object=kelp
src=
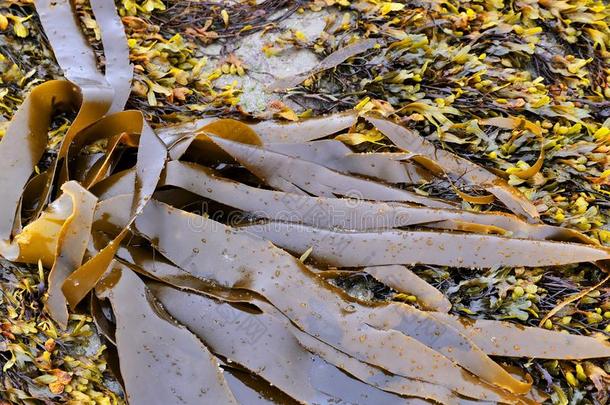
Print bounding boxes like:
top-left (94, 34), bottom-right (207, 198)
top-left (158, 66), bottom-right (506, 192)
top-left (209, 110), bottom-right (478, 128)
top-left (430, 312), bottom-right (610, 360)
top-left (131, 200), bottom-right (533, 398)
top-left (0, 80), bottom-right (84, 254)
top-left (96, 264), bottom-right (238, 404)
top-left (1, 0), bottom-right (610, 403)
top-left (45, 181), bottom-right (97, 329)
top-left (248, 111), bottom-right (358, 143)
top-left (150, 283), bottom-right (426, 404)
top-left (159, 110), bottom-right (358, 145)
top-left (208, 135), bottom-right (454, 208)
top-left (265, 140), bottom-right (434, 184)
top-left (362, 265), bottom-right (452, 312)
top-left (240, 222), bottom-right (610, 267)
top-left (159, 160), bottom-right (594, 243)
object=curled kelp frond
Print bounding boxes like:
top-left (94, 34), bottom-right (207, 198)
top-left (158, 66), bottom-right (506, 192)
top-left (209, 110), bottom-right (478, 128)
top-left (61, 116), bottom-right (167, 308)
top-left (0, 81), bottom-right (84, 252)
top-left (45, 181), bottom-right (97, 329)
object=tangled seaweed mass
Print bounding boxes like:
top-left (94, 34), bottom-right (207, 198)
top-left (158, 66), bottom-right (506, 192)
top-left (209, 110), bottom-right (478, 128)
top-left (1, 0), bottom-right (610, 403)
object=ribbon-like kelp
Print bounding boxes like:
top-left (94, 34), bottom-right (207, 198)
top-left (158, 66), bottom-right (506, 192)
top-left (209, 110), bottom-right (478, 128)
top-left (1, 1), bottom-right (610, 404)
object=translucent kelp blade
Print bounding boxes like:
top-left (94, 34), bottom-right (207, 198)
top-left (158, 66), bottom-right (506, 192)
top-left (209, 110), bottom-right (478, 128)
top-left (46, 181), bottom-right (97, 328)
top-left (239, 222), bottom-right (609, 268)
top-left (159, 161), bottom-right (590, 244)
top-left (89, 0), bottom-right (133, 112)
top-left (363, 265), bottom-right (451, 312)
top-left (366, 116), bottom-right (540, 221)
top-left (270, 39), bottom-right (378, 90)
top-left (208, 136), bottom-right (454, 208)
top-left (14, 193), bottom-right (72, 267)
top-left (266, 140), bottom-right (432, 184)
top-left (249, 111), bottom-right (358, 143)
top-left (95, 264), bottom-right (238, 404)
top-left (132, 200), bottom-right (530, 398)
top-left (62, 115), bottom-right (167, 308)
top-left (0, 81), bottom-right (80, 251)
top-left (429, 312), bottom-right (610, 360)
top-left (150, 283), bottom-right (424, 404)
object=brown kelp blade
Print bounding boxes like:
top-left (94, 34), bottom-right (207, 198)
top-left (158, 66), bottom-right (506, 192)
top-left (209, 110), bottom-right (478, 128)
top-left (37, 0), bottom-right (132, 112)
top-left (266, 140), bottom-right (433, 184)
top-left (208, 135), bottom-right (454, 208)
top-left (430, 312), bottom-right (610, 360)
top-left (96, 264), bottom-right (237, 404)
top-left (45, 181), bottom-right (97, 329)
top-left (249, 111), bottom-right (358, 143)
top-left (366, 116), bottom-right (540, 221)
top-left (239, 222), bottom-right (609, 268)
top-left (363, 265), bottom-right (451, 312)
top-left (35, 0), bottom-right (107, 88)
top-left (89, 0), bottom-right (134, 112)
